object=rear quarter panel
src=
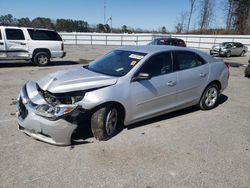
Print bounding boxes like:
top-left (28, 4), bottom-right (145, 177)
top-left (195, 50), bottom-right (229, 92)
top-left (27, 41), bottom-right (63, 58)
top-left (209, 59), bottom-right (229, 92)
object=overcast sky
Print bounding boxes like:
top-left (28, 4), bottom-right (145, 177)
top-left (0, 0), bottom-right (224, 31)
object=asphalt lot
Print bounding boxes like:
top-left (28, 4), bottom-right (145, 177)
top-left (0, 45), bottom-right (249, 188)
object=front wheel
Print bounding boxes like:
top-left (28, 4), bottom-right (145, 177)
top-left (226, 51), bottom-right (231, 58)
top-left (91, 106), bottom-right (122, 141)
top-left (33, 52), bottom-right (50, 66)
top-left (199, 84), bottom-right (219, 110)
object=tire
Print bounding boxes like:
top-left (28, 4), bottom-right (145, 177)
top-left (33, 52), bottom-right (50, 66)
top-left (226, 51), bottom-right (231, 58)
top-left (240, 50), bottom-right (245, 57)
top-left (199, 84), bottom-right (219, 110)
top-left (245, 65), bottom-right (250, 78)
top-left (91, 105), bottom-right (122, 141)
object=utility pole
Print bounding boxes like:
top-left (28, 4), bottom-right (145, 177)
top-left (110, 16), bottom-right (112, 32)
top-left (104, 0), bottom-right (106, 25)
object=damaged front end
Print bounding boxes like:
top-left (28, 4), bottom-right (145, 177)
top-left (16, 81), bottom-right (87, 146)
top-left (36, 87), bottom-right (85, 121)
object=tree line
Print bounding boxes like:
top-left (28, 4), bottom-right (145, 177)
top-left (1, 0), bottom-right (250, 35)
top-left (0, 14), bottom-right (150, 33)
top-left (175, 0), bottom-right (250, 35)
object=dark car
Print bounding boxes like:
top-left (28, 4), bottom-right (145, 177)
top-left (210, 42), bottom-right (248, 57)
top-left (148, 38), bottom-right (186, 47)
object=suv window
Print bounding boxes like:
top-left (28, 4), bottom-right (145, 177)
top-left (28, 29), bottom-right (62, 41)
top-left (173, 51), bottom-right (206, 71)
top-left (139, 52), bottom-right (172, 77)
top-left (0, 30), bottom-right (2, 40)
top-left (6, 29), bottom-right (25, 40)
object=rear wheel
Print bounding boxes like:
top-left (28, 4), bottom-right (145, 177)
top-left (91, 105), bottom-right (122, 140)
top-left (199, 84), bottom-right (219, 110)
top-left (240, 50), bottom-right (245, 57)
top-left (33, 52), bottom-right (50, 66)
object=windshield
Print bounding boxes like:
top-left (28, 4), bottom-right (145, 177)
top-left (148, 39), bottom-right (157, 45)
top-left (87, 50), bottom-right (147, 77)
top-left (221, 42), bottom-right (232, 47)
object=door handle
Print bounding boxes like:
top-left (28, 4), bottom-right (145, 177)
top-left (20, 42), bottom-right (26, 45)
top-left (167, 81), bottom-right (176, 86)
top-left (200, 72), bottom-right (207, 78)
top-left (0, 42), bottom-right (3, 45)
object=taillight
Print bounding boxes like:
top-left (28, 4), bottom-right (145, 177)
top-left (61, 42), bottom-right (64, 51)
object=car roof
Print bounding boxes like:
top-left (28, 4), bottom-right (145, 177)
top-left (117, 45), bottom-right (216, 63)
top-left (0, 25), bottom-right (54, 31)
top-left (155, 37), bottom-right (183, 41)
top-left (117, 45), bottom-right (191, 54)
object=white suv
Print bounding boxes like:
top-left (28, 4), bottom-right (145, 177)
top-left (0, 26), bottom-right (66, 66)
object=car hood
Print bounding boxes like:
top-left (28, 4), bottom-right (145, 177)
top-left (212, 44), bottom-right (220, 49)
top-left (37, 67), bottom-right (118, 93)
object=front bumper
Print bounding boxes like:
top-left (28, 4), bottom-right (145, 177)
top-left (16, 84), bottom-right (77, 146)
top-left (210, 49), bottom-right (227, 56)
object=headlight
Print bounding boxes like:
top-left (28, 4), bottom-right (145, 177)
top-left (35, 104), bottom-right (77, 120)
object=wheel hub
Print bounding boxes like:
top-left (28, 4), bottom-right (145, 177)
top-left (38, 55), bottom-right (48, 64)
top-left (205, 87), bottom-right (218, 107)
top-left (105, 109), bottom-right (118, 136)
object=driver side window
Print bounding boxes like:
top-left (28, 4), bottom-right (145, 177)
top-left (138, 52), bottom-right (173, 77)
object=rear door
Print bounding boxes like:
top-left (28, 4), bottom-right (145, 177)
top-left (0, 28), bottom-right (7, 58)
top-left (235, 43), bottom-right (244, 55)
top-left (5, 28), bottom-right (29, 59)
top-left (173, 51), bottom-right (209, 106)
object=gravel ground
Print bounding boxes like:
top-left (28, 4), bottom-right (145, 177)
top-left (0, 45), bottom-right (249, 188)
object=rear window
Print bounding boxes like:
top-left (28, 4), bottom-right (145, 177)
top-left (0, 30), bottom-right (2, 40)
top-left (28, 29), bottom-right (62, 41)
top-left (6, 29), bottom-right (25, 40)
top-left (173, 51), bottom-right (206, 71)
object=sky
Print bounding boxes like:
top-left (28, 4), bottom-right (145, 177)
top-left (0, 0), bottom-right (223, 31)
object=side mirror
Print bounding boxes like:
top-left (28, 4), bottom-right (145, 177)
top-left (132, 73), bottom-right (151, 82)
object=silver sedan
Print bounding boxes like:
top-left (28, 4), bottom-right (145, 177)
top-left (210, 42), bottom-right (248, 57)
top-left (16, 46), bottom-right (229, 145)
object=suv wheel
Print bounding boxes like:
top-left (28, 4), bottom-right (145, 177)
top-left (91, 105), bottom-right (122, 141)
top-left (33, 52), bottom-right (50, 66)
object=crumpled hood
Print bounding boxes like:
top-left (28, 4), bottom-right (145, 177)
top-left (212, 44), bottom-right (220, 49)
top-left (37, 67), bottom-right (118, 93)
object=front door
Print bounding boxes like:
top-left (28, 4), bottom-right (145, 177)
top-left (4, 28), bottom-right (29, 59)
top-left (129, 52), bottom-right (177, 122)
